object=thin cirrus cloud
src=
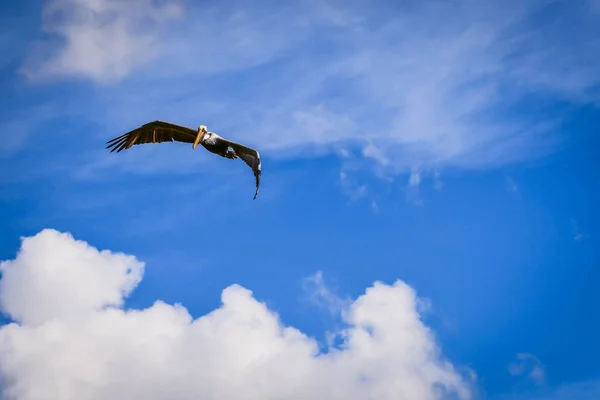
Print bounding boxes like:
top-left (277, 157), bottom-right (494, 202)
top-left (508, 353), bottom-right (546, 386)
top-left (16, 0), bottom-right (600, 181)
top-left (0, 229), bottom-right (473, 400)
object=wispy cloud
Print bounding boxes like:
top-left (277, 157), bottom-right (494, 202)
top-left (409, 169), bottom-right (422, 187)
top-left (508, 353), bottom-right (546, 386)
top-left (21, 0), bottom-right (184, 83)
top-left (433, 170), bottom-right (444, 191)
top-left (15, 0), bottom-right (600, 186)
top-left (302, 270), bottom-right (350, 316)
top-left (570, 218), bottom-right (586, 241)
top-left (338, 171), bottom-right (367, 202)
top-left (505, 176), bottom-right (519, 194)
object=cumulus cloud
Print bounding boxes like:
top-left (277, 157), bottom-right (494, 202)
top-left (0, 229), bottom-right (472, 400)
top-left (0, 230), bottom-right (143, 327)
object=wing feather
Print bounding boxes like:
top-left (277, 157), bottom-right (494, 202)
top-left (105, 120), bottom-right (198, 153)
top-left (222, 139), bottom-right (262, 200)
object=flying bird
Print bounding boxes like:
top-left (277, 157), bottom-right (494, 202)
top-left (105, 120), bottom-right (262, 199)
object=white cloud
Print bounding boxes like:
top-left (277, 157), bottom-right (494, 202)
top-left (338, 171), bottom-right (367, 201)
top-left (21, 0), bottom-right (184, 83)
top-left (18, 0), bottom-right (600, 186)
top-left (0, 230), bottom-right (143, 326)
top-left (433, 170), bottom-right (444, 191)
top-left (362, 143), bottom-right (390, 166)
top-left (302, 271), bottom-right (350, 316)
top-left (409, 169), bottom-right (422, 187)
top-left (371, 200), bottom-right (379, 213)
top-left (0, 229), bottom-right (472, 400)
top-left (508, 353), bottom-right (546, 386)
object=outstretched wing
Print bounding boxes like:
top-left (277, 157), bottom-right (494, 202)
top-left (106, 120), bottom-right (198, 153)
top-left (223, 139), bottom-right (262, 200)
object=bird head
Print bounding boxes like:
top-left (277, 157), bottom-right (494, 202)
top-left (193, 125), bottom-right (209, 149)
top-left (199, 125), bottom-right (208, 137)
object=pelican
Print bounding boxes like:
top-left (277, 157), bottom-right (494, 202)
top-left (105, 120), bottom-right (261, 199)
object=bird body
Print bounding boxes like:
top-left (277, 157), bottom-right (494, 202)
top-left (105, 120), bottom-right (262, 199)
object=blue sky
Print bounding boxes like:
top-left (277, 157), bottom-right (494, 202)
top-left (0, 0), bottom-right (599, 399)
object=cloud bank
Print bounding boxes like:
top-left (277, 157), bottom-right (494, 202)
top-left (17, 0), bottom-right (600, 182)
top-left (0, 229), bottom-right (471, 400)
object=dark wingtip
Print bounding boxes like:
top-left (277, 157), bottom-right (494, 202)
top-left (106, 137), bottom-right (127, 153)
top-left (106, 133), bottom-right (127, 145)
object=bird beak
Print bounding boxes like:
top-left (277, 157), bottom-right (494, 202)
top-left (193, 128), bottom-right (205, 150)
